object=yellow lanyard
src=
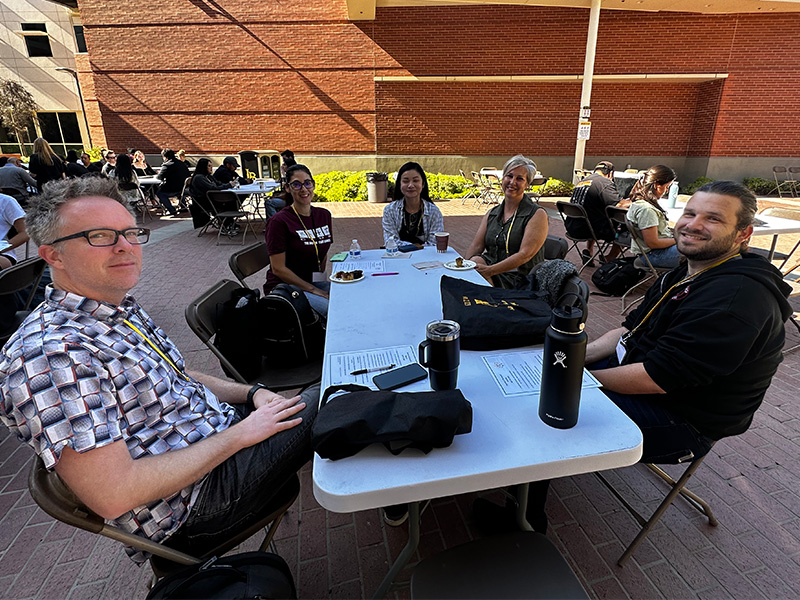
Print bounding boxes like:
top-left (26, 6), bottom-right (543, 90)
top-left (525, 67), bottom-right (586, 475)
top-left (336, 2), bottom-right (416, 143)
top-left (291, 205), bottom-right (321, 270)
top-left (627, 254), bottom-right (738, 338)
top-left (503, 207), bottom-right (518, 255)
top-left (123, 319), bottom-right (190, 381)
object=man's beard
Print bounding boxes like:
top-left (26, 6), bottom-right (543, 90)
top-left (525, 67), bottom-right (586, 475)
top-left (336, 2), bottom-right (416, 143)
top-left (675, 226), bottom-right (742, 261)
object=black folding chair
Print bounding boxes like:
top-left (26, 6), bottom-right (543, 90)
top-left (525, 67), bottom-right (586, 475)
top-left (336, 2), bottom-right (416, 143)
top-left (184, 279), bottom-right (321, 391)
top-left (555, 201), bottom-right (612, 274)
top-left (0, 257), bottom-right (47, 346)
top-left (229, 242), bottom-right (270, 288)
top-left (205, 190), bottom-right (254, 246)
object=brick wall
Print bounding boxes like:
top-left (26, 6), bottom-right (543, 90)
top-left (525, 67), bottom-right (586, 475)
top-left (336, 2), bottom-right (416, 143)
top-left (76, 1), bottom-right (800, 160)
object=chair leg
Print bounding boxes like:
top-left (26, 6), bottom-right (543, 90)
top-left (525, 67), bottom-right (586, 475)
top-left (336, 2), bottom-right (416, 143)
top-left (783, 314), bottom-right (800, 354)
top-left (598, 456), bottom-right (716, 567)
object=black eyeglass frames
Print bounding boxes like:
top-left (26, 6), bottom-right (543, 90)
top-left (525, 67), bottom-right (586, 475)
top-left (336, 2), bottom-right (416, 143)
top-left (49, 227), bottom-right (151, 247)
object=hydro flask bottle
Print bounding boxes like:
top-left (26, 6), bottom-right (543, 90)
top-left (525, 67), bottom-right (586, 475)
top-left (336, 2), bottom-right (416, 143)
top-left (538, 294), bottom-right (588, 429)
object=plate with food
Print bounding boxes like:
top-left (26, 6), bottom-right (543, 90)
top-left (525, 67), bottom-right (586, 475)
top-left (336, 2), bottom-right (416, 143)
top-left (330, 269), bottom-right (365, 283)
top-left (444, 258), bottom-right (476, 271)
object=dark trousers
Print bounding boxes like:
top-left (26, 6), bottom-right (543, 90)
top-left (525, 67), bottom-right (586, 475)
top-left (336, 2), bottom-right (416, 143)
top-left (156, 190), bottom-right (178, 215)
top-left (164, 385), bottom-right (319, 556)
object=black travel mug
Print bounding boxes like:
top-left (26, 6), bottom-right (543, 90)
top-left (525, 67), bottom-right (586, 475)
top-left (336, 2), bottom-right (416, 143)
top-left (538, 294), bottom-right (588, 429)
top-left (418, 320), bottom-right (460, 391)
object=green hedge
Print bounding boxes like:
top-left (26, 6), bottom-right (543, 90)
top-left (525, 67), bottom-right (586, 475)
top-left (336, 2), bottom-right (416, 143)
top-left (742, 177), bottom-right (774, 196)
top-left (313, 170), bottom-right (574, 201)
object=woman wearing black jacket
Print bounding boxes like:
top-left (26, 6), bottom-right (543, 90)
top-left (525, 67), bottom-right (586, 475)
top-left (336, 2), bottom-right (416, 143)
top-left (188, 158), bottom-right (236, 230)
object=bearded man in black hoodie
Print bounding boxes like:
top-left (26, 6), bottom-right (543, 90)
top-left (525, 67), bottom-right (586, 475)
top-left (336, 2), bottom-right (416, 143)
top-left (586, 180), bottom-right (793, 463)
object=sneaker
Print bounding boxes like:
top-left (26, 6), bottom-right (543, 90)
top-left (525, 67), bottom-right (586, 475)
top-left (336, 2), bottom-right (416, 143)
top-left (382, 504), bottom-right (409, 527)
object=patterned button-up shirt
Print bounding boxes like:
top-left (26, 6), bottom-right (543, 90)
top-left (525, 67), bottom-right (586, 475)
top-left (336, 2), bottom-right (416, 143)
top-left (0, 287), bottom-right (236, 563)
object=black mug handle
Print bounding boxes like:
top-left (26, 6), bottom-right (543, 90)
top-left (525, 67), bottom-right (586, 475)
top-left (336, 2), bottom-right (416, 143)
top-left (419, 339), bottom-right (431, 367)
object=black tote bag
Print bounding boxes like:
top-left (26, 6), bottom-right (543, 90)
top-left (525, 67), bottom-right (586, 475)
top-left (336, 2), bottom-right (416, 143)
top-left (440, 275), bottom-right (552, 350)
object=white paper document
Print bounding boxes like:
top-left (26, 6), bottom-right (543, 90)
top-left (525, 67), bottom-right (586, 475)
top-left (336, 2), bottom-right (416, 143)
top-left (328, 345), bottom-right (418, 388)
top-left (482, 350), bottom-right (602, 397)
top-left (336, 260), bottom-right (386, 273)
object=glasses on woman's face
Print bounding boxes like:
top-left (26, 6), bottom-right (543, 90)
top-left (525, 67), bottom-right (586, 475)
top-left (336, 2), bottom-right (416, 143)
top-left (288, 179), bottom-right (315, 191)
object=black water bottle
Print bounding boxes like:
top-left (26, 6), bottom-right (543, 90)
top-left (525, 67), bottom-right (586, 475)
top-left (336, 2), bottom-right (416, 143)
top-left (538, 294), bottom-right (588, 429)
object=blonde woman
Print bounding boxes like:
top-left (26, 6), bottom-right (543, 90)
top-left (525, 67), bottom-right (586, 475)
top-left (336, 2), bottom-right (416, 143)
top-left (28, 137), bottom-right (65, 192)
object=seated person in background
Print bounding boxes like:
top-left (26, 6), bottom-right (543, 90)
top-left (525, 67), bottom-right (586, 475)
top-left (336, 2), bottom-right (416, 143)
top-left (132, 150), bottom-right (155, 176)
top-left (64, 150), bottom-right (89, 178)
top-left (189, 158), bottom-right (238, 233)
top-left (565, 160), bottom-right (623, 264)
top-left (264, 164), bottom-right (332, 318)
top-left (213, 156), bottom-right (251, 186)
top-left (155, 149), bottom-right (189, 216)
top-left (627, 165), bottom-right (681, 268)
top-left (100, 150), bottom-right (117, 177)
top-left (107, 153), bottom-right (140, 206)
top-left (80, 152), bottom-right (92, 170)
top-left (382, 161), bottom-right (444, 248)
top-left (0, 177), bottom-right (317, 562)
top-left (0, 156), bottom-right (37, 204)
top-left (464, 155), bottom-right (548, 289)
top-left (280, 149), bottom-right (295, 179)
top-left (0, 192), bottom-right (28, 270)
top-left (87, 149), bottom-right (106, 174)
top-left (28, 137), bottom-right (65, 191)
top-left (477, 181), bottom-right (793, 534)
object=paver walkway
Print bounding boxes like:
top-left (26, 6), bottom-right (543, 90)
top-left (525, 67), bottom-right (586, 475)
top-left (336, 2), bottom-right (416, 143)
top-left (1, 197), bottom-right (799, 599)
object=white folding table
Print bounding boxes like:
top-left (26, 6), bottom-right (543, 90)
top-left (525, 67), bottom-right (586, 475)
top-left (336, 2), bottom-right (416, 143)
top-left (312, 247), bottom-right (643, 597)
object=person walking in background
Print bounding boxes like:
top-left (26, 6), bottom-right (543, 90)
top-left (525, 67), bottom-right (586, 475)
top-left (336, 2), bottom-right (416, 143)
top-left (28, 137), bottom-right (65, 192)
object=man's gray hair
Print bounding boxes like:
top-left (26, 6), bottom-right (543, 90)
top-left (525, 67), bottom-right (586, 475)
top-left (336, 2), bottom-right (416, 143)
top-left (502, 155), bottom-right (538, 186)
top-left (26, 177), bottom-right (132, 246)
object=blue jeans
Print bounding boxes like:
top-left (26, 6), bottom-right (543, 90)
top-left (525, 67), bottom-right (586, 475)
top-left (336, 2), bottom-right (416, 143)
top-left (163, 384), bottom-right (319, 556)
top-left (643, 245), bottom-right (681, 269)
top-left (588, 359), bottom-right (715, 463)
top-left (265, 198), bottom-right (286, 219)
top-left (292, 281), bottom-right (330, 319)
top-left (156, 190), bottom-right (178, 215)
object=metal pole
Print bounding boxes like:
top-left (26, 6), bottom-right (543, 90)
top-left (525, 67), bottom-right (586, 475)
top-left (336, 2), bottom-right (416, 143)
top-left (56, 67), bottom-right (93, 148)
top-left (572, 0), bottom-right (602, 183)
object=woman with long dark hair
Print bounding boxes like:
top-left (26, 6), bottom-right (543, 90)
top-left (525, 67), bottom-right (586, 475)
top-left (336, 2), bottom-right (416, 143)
top-left (264, 164), bottom-right (333, 317)
top-left (626, 165), bottom-right (681, 268)
top-left (189, 158), bottom-right (237, 231)
top-left (28, 137), bottom-right (65, 192)
top-left (382, 162), bottom-right (443, 248)
top-left (108, 153), bottom-right (140, 206)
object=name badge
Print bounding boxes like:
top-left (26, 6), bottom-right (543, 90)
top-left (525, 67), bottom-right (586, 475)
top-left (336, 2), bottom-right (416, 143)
top-left (312, 271), bottom-right (326, 283)
top-left (616, 335), bottom-right (627, 364)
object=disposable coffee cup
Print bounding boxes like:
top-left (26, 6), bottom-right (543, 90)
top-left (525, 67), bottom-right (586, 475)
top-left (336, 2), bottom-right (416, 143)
top-left (435, 232), bottom-right (449, 253)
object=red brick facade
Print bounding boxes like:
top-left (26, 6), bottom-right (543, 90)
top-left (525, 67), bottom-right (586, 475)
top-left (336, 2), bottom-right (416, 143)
top-left (75, 1), bottom-right (800, 165)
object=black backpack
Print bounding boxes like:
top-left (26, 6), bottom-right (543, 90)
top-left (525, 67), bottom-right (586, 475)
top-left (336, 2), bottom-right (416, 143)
top-left (215, 287), bottom-right (264, 381)
top-left (146, 552), bottom-right (296, 599)
top-left (261, 284), bottom-right (324, 365)
top-left (591, 257), bottom-right (646, 296)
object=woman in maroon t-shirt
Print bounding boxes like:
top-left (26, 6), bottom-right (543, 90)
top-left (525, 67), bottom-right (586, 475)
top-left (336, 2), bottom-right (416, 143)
top-left (264, 164), bottom-right (333, 317)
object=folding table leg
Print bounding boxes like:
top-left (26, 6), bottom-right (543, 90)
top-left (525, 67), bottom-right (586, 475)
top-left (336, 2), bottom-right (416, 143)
top-left (373, 501), bottom-right (421, 599)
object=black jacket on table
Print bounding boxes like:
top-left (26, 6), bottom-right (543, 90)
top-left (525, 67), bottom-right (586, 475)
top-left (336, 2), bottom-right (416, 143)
top-left (566, 173), bottom-right (621, 241)
top-left (617, 253), bottom-right (792, 440)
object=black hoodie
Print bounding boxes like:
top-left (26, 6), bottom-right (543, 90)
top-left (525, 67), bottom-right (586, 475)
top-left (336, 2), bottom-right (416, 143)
top-left (619, 252), bottom-right (792, 440)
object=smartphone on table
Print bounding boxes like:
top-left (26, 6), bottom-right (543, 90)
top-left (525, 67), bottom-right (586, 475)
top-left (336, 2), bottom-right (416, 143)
top-left (373, 363), bottom-right (427, 390)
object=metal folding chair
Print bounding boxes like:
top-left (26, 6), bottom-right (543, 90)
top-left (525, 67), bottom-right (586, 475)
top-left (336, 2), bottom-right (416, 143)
top-left (184, 279), bottom-right (322, 391)
top-left (555, 201), bottom-right (612, 275)
top-left (459, 169), bottom-right (480, 205)
top-left (771, 166), bottom-right (795, 198)
top-left (229, 241), bottom-right (270, 287)
top-left (28, 454), bottom-right (299, 580)
top-left (597, 448), bottom-right (717, 566)
top-left (0, 257), bottom-right (47, 346)
top-left (206, 190), bottom-right (254, 246)
top-left (411, 531), bottom-right (588, 599)
top-left (619, 216), bottom-right (673, 314)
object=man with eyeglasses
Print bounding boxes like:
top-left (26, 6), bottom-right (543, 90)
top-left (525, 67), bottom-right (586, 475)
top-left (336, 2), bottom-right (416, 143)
top-left (0, 177), bottom-right (317, 563)
top-left (100, 150), bottom-right (118, 177)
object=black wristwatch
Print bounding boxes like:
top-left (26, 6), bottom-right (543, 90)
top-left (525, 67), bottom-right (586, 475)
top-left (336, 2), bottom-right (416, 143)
top-left (246, 383), bottom-right (268, 411)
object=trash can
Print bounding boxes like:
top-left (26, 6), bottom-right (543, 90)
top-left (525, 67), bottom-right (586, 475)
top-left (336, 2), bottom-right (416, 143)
top-left (366, 172), bottom-right (389, 203)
